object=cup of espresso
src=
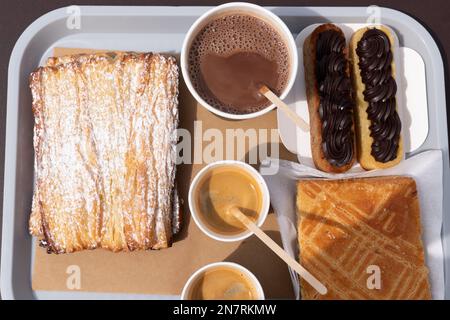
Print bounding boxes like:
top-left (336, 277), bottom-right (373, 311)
top-left (181, 2), bottom-right (298, 119)
top-left (188, 160), bottom-right (270, 242)
top-left (181, 262), bottom-right (265, 300)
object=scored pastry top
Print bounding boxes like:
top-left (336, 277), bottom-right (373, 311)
top-left (297, 176), bottom-right (431, 300)
top-left (356, 28), bottom-right (402, 163)
top-left (316, 30), bottom-right (355, 167)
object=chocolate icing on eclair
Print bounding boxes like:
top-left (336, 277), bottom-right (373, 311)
top-left (356, 28), bottom-right (401, 163)
top-left (316, 30), bottom-right (354, 167)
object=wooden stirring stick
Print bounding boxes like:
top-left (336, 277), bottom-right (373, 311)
top-left (228, 206), bottom-right (327, 295)
top-left (259, 85), bottom-right (310, 132)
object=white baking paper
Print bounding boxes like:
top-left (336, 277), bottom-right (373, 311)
top-left (260, 150), bottom-right (444, 299)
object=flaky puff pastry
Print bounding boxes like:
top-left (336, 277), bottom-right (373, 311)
top-left (297, 176), bottom-right (431, 300)
top-left (29, 52), bottom-right (180, 253)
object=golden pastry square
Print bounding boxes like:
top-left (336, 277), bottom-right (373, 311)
top-left (296, 176), bottom-right (431, 300)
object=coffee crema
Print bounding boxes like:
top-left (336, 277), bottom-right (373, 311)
top-left (188, 13), bottom-right (290, 114)
top-left (195, 165), bottom-right (262, 235)
top-left (188, 267), bottom-right (258, 300)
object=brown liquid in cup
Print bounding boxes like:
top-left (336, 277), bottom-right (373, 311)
top-left (195, 165), bottom-right (262, 235)
top-left (188, 267), bottom-right (258, 300)
top-left (188, 13), bottom-right (290, 114)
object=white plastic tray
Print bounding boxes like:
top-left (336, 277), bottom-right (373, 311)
top-left (2, 6), bottom-right (449, 300)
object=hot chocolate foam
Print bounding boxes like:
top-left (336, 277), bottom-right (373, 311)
top-left (188, 13), bottom-right (290, 114)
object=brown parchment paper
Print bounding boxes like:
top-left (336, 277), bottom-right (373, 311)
top-left (31, 48), bottom-right (298, 299)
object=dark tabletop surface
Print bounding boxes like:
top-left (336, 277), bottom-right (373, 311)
top-left (0, 0), bottom-right (449, 279)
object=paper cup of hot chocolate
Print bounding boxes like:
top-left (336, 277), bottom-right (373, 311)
top-left (188, 160), bottom-right (270, 242)
top-left (181, 262), bottom-right (265, 300)
top-left (181, 2), bottom-right (298, 120)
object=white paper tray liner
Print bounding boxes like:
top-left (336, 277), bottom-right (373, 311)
top-left (278, 23), bottom-right (429, 165)
top-left (260, 150), bottom-right (444, 299)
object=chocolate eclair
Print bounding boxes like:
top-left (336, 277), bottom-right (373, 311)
top-left (349, 26), bottom-right (403, 170)
top-left (304, 24), bottom-right (356, 173)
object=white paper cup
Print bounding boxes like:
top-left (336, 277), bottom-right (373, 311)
top-left (180, 2), bottom-right (298, 120)
top-left (181, 262), bottom-right (265, 300)
top-left (188, 160), bottom-right (270, 242)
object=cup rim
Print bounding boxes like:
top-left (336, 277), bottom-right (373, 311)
top-left (181, 261), bottom-right (265, 300)
top-left (188, 160), bottom-right (270, 242)
top-left (180, 2), bottom-right (298, 120)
